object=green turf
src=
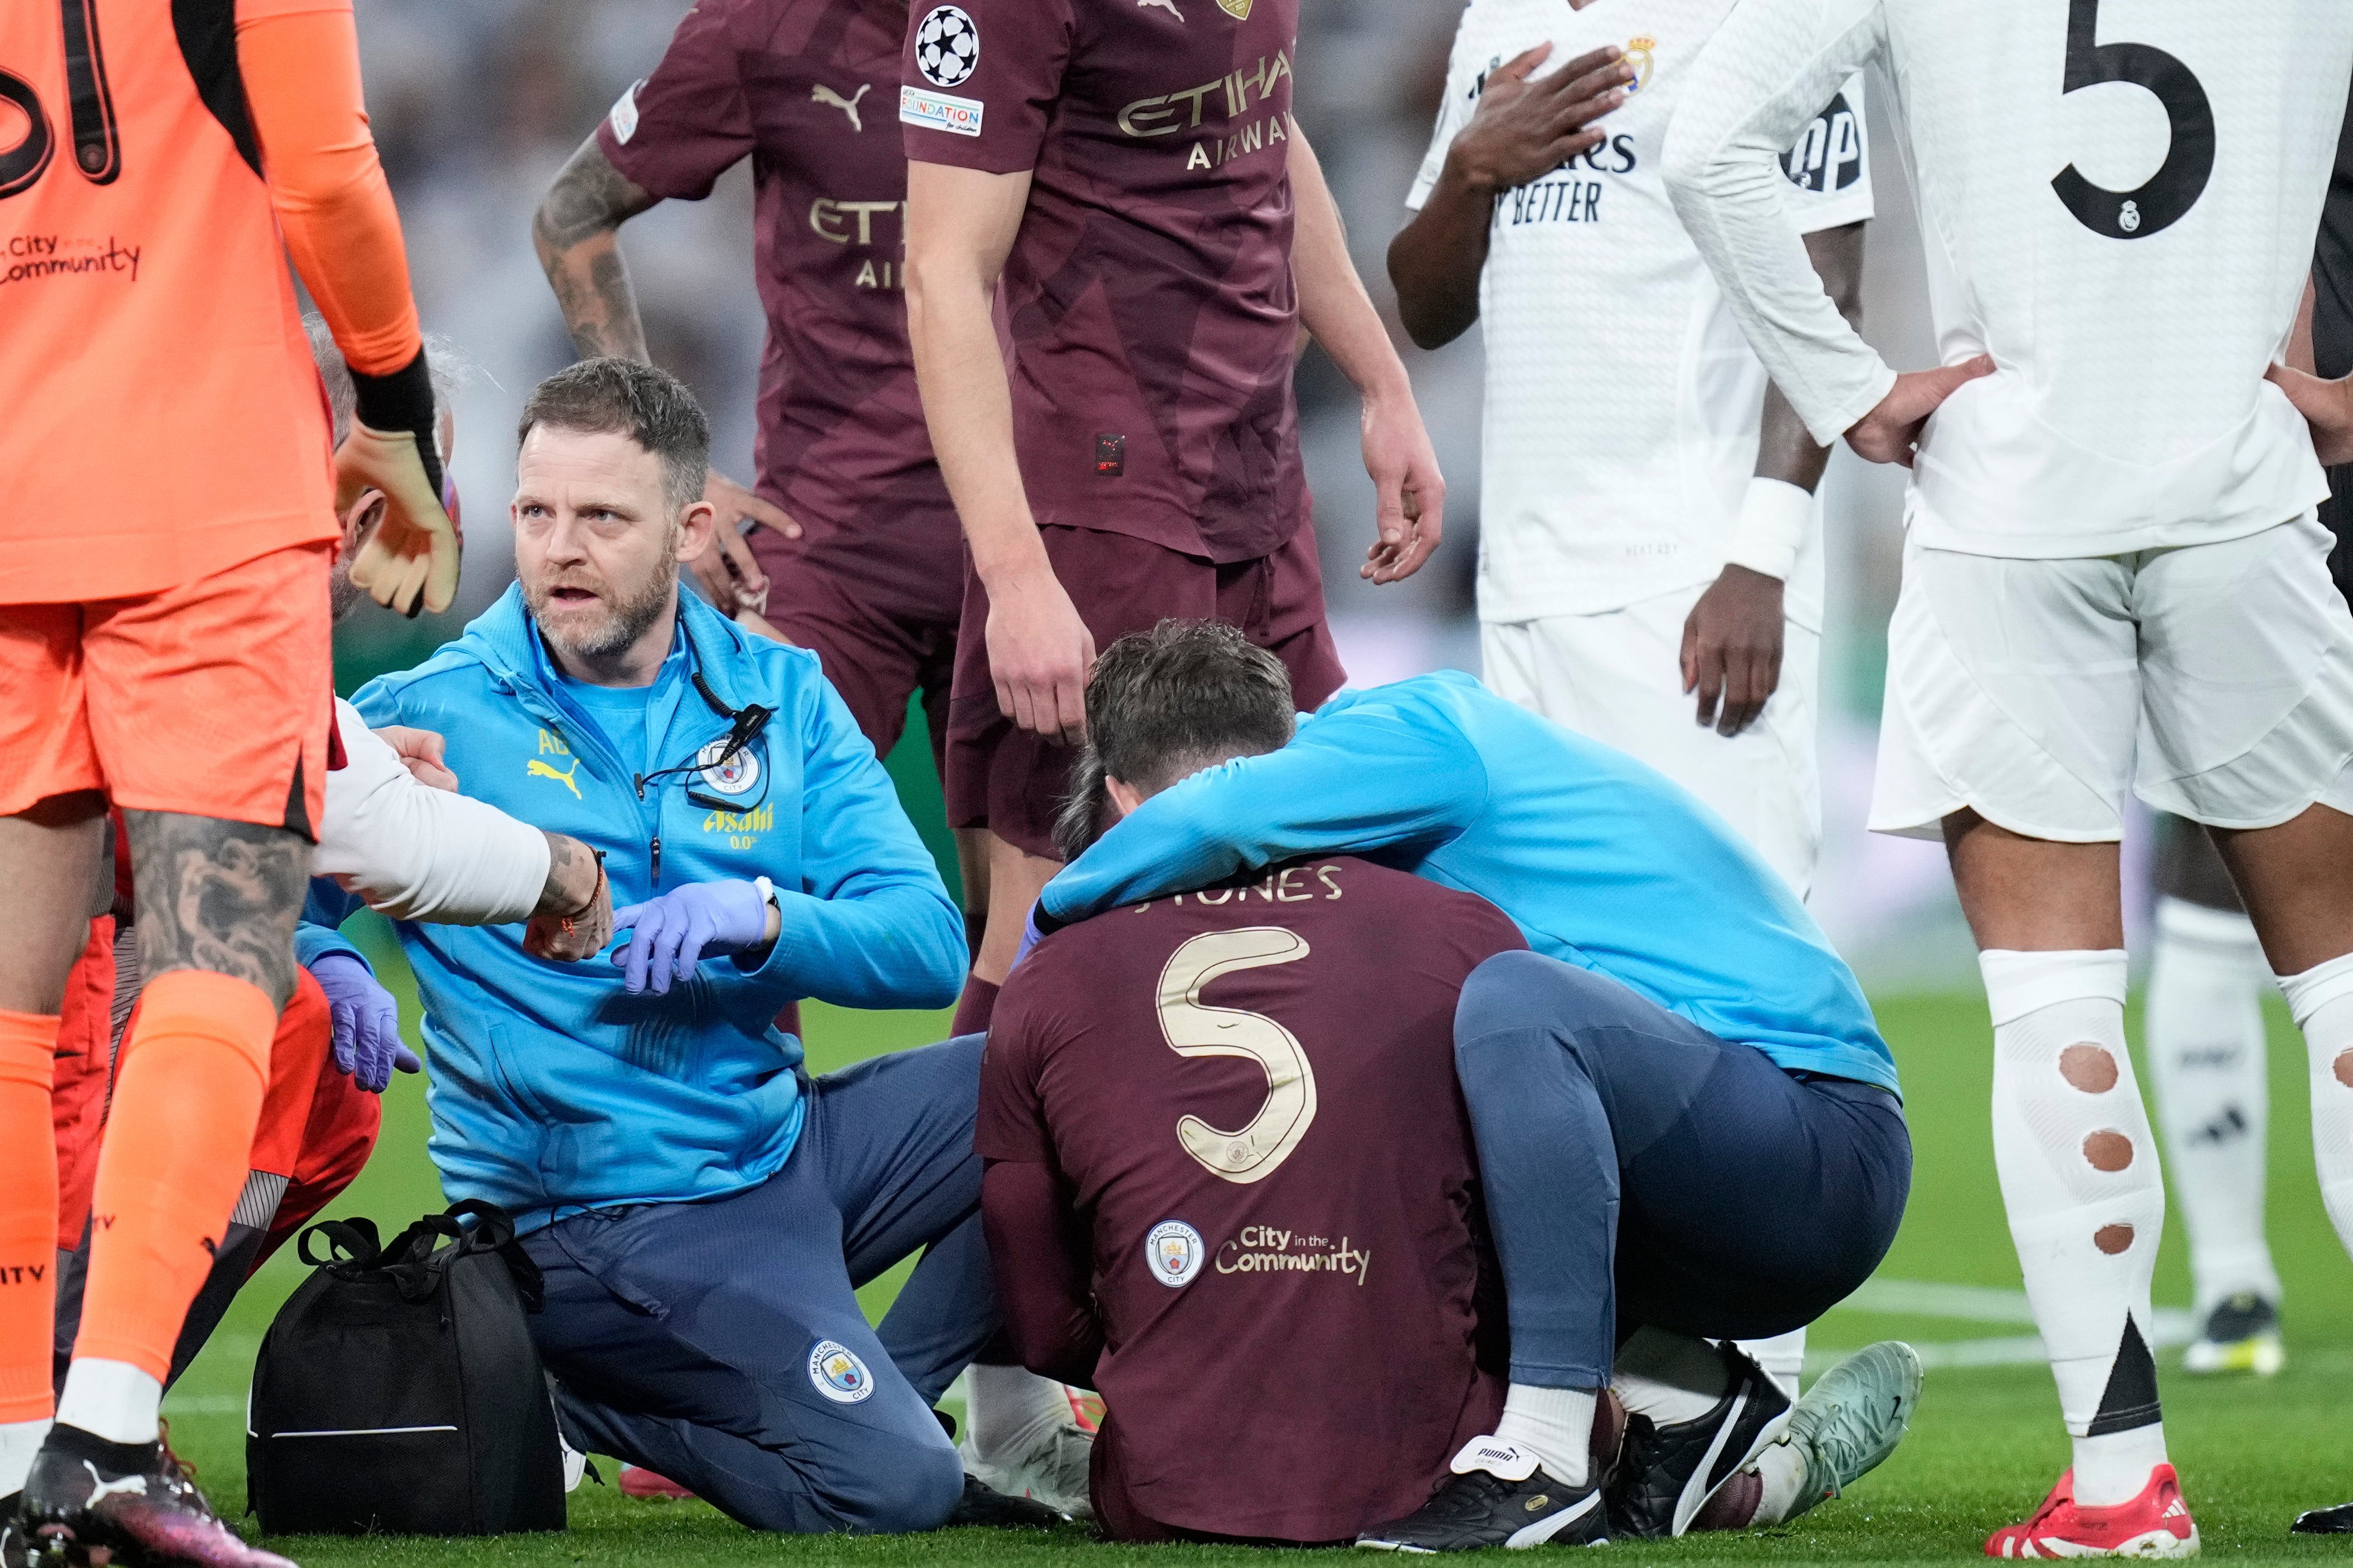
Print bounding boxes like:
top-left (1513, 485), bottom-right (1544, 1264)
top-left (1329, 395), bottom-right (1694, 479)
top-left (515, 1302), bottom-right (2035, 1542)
top-left (154, 946), bottom-right (2353, 1564)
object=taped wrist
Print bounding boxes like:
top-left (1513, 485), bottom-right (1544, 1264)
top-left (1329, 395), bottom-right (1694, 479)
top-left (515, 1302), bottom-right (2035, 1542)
top-left (349, 346), bottom-right (444, 499)
top-left (1723, 476), bottom-right (1814, 582)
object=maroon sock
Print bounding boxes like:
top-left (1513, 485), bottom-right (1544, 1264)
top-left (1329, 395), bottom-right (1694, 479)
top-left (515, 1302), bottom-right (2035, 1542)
top-left (951, 976), bottom-right (1000, 1037)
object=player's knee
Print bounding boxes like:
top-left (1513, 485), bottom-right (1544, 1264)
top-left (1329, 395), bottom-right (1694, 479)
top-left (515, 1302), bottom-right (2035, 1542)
top-left (820, 1430), bottom-right (964, 1534)
top-left (1456, 949), bottom-right (1639, 1048)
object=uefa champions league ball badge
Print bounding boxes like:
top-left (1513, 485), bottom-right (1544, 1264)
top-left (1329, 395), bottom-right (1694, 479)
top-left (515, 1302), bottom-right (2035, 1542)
top-left (808, 1340), bottom-right (875, 1404)
top-left (1146, 1220), bottom-right (1204, 1287)
top-left (915, 6), bottom-right (980, 88)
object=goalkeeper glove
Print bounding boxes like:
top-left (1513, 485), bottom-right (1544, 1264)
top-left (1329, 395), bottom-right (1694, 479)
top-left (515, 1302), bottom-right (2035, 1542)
top-left (339, 346), bottom-right (461, 617)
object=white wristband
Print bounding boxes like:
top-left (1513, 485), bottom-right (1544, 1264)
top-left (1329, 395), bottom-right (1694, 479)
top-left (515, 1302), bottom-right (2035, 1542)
top-left (1722, 477), bottom-right (1814, 583)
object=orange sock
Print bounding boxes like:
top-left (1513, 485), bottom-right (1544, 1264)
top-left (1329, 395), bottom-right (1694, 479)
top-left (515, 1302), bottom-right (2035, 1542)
top-left (72, 971), bottom-right (274, 1382)
top-left (0, 1010), bottom-right (60, 1424)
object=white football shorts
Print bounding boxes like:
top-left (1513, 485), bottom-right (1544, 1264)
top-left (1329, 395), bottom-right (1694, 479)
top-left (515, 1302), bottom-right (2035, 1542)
top-left (1873, 513), bottom-right (2353, 842)
top-left (1483, 584), bottom-right (1822, 898)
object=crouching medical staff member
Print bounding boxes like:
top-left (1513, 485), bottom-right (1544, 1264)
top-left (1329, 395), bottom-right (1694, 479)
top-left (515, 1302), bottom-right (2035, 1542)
top-left (340, 358), bottom-right (1058, 1535)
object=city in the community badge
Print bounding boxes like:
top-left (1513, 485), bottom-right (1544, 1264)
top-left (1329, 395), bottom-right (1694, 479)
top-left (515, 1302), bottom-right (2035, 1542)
top-left (915, 6), bottom-right (980, 87)
top-left (696, 739), bottom-right (761, 797)
top-left (1624, 34), bottom-right (1657, 92)
top-left (808, 1340), bottom-right (874, 1403)
top-left (1146, 1220), bottom-right (1204, 1288)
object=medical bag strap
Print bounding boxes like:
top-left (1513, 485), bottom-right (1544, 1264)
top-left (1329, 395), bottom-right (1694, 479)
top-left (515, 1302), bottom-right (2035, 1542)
top-left (440, 1199), bottom-right (545, 1312)
top-left (295, 1216), bottom-right (383, 1273)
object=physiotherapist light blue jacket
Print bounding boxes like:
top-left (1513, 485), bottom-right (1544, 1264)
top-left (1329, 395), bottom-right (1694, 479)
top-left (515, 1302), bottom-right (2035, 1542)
top-left (313, 584), bottom-right (965, 1232)
top-left (1037, 670), bottom-right (1898, 1096)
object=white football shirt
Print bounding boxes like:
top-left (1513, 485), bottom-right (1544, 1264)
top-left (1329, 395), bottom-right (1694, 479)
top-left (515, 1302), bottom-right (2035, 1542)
top-left (1410, 0), bottom-right (1873, 626)
top-left (1665, 0), bottom-right (2352, 560)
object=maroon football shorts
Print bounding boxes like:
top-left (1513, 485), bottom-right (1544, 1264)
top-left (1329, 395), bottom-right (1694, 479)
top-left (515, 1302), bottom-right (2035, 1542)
top-left (946, 520), bottom-right (1346, 861)
top-left (746, 522), bottom-right (961, 773)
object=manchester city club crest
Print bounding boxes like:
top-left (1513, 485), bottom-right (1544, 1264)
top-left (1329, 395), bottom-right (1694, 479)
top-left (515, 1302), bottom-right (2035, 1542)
top-left (808, 1339), bottom-right (874, 1404)
top-left (696, 739), bottom-right (761, 798)
top-left (1146, 1220), bottom-right (1204, 1288)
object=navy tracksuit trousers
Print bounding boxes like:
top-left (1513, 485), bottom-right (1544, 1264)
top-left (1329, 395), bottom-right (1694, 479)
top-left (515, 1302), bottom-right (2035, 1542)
top-left (519, 1035), bottom-right (997, 1533)
top-left (1454, 952), bottom-right (1912, 1390)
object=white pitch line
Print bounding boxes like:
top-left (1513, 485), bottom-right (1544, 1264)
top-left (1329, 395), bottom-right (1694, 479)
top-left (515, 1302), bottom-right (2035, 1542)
top-left (160, 1393), bottom-right (245, 1415)
top-left (1808, 1279), bottom-right (2197, 1371)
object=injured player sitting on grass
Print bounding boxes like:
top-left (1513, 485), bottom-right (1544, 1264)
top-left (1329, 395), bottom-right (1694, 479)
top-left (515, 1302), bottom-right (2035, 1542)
top-left (990, 622), bottom-right (1922, 1547)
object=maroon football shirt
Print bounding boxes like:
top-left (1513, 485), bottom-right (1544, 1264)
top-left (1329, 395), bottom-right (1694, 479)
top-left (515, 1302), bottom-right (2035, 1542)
top-left (897, 0), bottom-right (1308, 564)
top-left (597, 0), bottom-right (960, 612)
top-left (981, 857), bottom-right (1524, 1542)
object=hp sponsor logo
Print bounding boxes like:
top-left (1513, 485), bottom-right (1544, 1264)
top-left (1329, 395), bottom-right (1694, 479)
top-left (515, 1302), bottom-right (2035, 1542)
top-left (1780, 92), bottom-right (1863, 196)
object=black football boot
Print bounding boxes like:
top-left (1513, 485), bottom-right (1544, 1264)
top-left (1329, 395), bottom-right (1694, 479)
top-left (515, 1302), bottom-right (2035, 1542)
top-left (1606, 1341), bottom-right (1792, 1539)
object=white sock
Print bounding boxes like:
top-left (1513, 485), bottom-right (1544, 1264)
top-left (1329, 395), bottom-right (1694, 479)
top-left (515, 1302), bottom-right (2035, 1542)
top-left (2145, 898), bottom-right (2279, 1312)
top-left (1490, 1385), bottom-right (1596, 1488)
top-left (1611, 1327), bottom-right (1731, 1428)
top-left (964, 1363), bottom-right (1074, 1468)
top-left (2073, 1422), bottom-right (2170, 1508)
top-left (1, 1418), bottom-right (52, 1497)
top-left (54, 1359), bottom-right (163, 1447)
top-left (1981, 950), bottom-right (2169, 1507)
top-left (1748, 1439), bottom-right (1809, 1527)
top-left (1737, 1329), bottom-right (1805, 1402)
top-left (2277, 951), bottom-right (2353, 1258)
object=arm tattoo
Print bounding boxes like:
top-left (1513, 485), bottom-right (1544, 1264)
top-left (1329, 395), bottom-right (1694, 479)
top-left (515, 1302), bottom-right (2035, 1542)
top-left (535, 140), bottom-right (654, 248)
top-left (534, 138), bottom-right (657, 363)
top-left (534, 831), bottom-right (597, 916)
top-left (123, 811), bottom-right (311, 1010)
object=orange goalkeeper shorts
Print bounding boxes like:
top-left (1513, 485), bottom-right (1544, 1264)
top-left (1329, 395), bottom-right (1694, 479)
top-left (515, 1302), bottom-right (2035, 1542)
top-left (0, 543), bottom-right (333, 835)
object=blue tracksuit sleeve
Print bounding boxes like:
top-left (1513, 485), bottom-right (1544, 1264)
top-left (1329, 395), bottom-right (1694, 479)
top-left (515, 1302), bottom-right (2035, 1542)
top-left (1041, 696), bottom-right (1491, 925)
top-left (738, 680), bottom-right (965, 1010)
top-left (295, 908), bottom-right (367, 973)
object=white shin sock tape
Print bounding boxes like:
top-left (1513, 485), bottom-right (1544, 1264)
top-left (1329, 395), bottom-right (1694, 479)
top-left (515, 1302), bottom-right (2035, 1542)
top-left (1981, 951), bottom-right (2166, 1457)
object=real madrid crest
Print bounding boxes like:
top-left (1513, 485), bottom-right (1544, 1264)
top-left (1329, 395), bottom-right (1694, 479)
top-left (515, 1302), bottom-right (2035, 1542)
top-left (696, 739), bottom-right (762, 799)
top-left (1624, 34), bottom-right (1656, 93)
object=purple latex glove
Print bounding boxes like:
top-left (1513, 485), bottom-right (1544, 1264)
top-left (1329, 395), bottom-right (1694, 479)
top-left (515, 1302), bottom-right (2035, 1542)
top-left (1010, 904), bottom-right (1045, 973)
top-left (309, 952), bottom-right (420, 1095)
top-left (609, 878), bottom-right (776, 995)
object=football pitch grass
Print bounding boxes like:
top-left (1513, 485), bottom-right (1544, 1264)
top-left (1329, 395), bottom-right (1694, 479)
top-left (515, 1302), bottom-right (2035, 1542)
top-left (157, 923), bottom-right (2353, 1565)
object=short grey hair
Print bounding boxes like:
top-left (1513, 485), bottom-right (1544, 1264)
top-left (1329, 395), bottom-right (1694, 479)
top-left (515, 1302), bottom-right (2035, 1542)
top-left (304, 316), bottom-right (472, 450)
top-left (1051, 620), bottom-right (1296, 859)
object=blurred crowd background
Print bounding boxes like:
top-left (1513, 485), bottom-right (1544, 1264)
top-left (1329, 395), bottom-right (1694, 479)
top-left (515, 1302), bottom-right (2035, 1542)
top-left (340, 0), bottom-right (2152, 990)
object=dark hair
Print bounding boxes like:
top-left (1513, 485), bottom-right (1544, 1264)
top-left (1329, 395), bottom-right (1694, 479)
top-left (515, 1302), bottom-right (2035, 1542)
top-left (1052, 620), bottom-right (1295, 859)
top-left (517, 358), bottom-right (710, 514)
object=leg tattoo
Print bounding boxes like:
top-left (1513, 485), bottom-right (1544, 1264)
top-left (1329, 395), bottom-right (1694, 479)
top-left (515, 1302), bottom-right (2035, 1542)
top-left (123, 811), bottom-right (311, 1010)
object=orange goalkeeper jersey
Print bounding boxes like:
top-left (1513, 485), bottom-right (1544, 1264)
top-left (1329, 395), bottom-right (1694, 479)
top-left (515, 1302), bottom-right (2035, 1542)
top-left (0, 0), bottom-right (419, 604)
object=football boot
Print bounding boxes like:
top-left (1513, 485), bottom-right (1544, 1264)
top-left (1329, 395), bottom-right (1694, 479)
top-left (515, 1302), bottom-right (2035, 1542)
top-left (21, 1426), bottom-right (296, 1568)
top-left (2180, 1294), bottom-right (2282, 1377)
top-left (1607, 1341), bottom-right (1791, 1538)
top-left (1984, 1466), bottom-right (2199, 1559)
top-left (1357, 1439), bottom-right (1607, 1552)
